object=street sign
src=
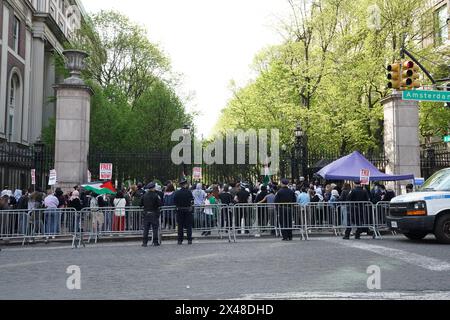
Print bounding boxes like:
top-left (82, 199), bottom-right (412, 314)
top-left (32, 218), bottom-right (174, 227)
top-left (402, 90), bottom-right (450, 103)
top-left (360, 169), bottom-right (370, 185)
top-left (99, 163), bottom-right (113, 180)
top-left (31, 169), bottom-right (36, 186)
top-left (444, 136), bottom-right (450, 143)
top-left (48, 169), bottom-right (57, 186)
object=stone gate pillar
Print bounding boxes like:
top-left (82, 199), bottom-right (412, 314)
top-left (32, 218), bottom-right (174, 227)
top-left (54, 50), bottom-right (92, 192)
top-left (381, 92), bottom-right (420, 194)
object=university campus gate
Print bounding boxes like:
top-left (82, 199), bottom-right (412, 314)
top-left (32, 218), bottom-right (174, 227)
top-left (1, 142), bottom-right (449, 190)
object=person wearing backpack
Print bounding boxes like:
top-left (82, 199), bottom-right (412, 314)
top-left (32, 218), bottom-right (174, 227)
top-left (130, 183), bottom-right (145, 231)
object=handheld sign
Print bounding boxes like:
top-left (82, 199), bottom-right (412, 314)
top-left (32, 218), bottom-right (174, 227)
top-left (193, 167), bottom-right (202, 180)
top-left (48, 169), bottom-right (57, 186)
top-left (99, 163), bottom-right (113, 180)
top-left (360, 169), bottom-right (370, 185)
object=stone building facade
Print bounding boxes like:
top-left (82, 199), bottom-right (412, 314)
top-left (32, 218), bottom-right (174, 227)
top-left (0, 0), bottom-right (85, 189)
top-left (0, 0), bottom-right (85, 146)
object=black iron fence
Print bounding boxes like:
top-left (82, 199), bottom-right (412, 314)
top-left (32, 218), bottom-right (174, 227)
top-left (1, 142), bottom-right (449, 191)
top-left (421, 143), bottom-right (450, 179)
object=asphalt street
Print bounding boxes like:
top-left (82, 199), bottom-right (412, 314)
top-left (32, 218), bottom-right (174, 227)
top-left (0, 235), bottom-right (449, 300)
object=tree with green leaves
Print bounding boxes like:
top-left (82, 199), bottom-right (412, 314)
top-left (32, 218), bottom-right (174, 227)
top-left (216, 0), bottom-right (447, 155)
top-left (43, 11), bottom-right (193, 153)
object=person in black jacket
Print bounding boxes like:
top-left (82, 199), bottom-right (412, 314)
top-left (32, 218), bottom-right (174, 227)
top-left (275, 179), bottom-right (297, 241)
top-left (173, 179), bottom-right (194, 245)
top-left (255, 185), bottom-right (269, 231)
top-left (141, 182), bottom-right (162, 247)
top-left (344, 181), bottom-right (370, 240)
top-left (219, 185), bottom-right (234, 230)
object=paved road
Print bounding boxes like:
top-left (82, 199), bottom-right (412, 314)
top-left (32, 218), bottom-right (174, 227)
top-left (1, 235), bottom-right (449, 300)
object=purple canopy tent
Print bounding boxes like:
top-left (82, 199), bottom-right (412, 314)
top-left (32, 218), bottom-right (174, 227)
top-left (317, 151), bottom-right (414, 182)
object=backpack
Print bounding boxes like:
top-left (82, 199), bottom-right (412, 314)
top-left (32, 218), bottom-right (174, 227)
top-left (132, 189), bottom-right (145, 207)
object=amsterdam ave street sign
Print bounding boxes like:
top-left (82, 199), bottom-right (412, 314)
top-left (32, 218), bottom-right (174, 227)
top-left (402, 90), bottom-right (450, 102)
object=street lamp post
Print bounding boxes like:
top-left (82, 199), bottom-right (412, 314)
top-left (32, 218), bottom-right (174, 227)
top-left (182, 124), bottom-right (191, 183)
top-left (281, 144), bottom-right (287, 179)
top-left (33, 140), bottom-right (45, 191)
top-left (294, 124), bottom-right (304, 183)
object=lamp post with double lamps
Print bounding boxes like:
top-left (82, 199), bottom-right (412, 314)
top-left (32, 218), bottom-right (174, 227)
top-left (182, 124), bottom-right (191, 183)
top-left (295, 123), bottom-right (307, 182)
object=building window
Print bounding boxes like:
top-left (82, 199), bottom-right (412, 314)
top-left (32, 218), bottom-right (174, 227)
top-left (50, 6), bottom-right (55, 18)
top-left (13, 17), bottom-right (20, 53)
top-left (435, 4), bottom-right (448, 46)
top-left (7, 74), bottom-right (20, 142)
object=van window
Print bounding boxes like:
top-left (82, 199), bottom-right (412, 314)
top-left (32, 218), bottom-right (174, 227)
top-left (421, 169), bottom-right (450, 191)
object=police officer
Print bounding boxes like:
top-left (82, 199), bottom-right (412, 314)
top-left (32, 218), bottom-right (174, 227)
top-left (141, 182), bottom-right (162, 247)
top-left (344, 181), bottom-right (371, 240)
top-left (275, 179), bottom-right (297, 241)
top-left (174, 178), bottom-right (194, 245)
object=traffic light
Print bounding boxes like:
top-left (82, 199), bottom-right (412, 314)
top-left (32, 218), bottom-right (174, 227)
top-left (387, 63), bottom-right (401, 89)
top-left (401, 61), bottom-right (420, 89)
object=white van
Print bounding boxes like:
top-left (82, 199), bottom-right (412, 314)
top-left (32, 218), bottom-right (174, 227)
top-left (387, 168), bottom-right (450, 244)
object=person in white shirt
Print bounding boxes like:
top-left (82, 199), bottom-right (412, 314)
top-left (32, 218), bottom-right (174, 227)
top-left (44, 191), bottom-right (60, 236)
top-left (113, 191), bottom-right (127, 232)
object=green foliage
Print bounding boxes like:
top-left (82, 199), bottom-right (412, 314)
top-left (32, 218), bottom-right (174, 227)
top-left (217, 0), bottom-right (447, 154)
top-left (42, 11), bottom-right (193, 152)
top-left (71, 10), bottom-right (170, 105)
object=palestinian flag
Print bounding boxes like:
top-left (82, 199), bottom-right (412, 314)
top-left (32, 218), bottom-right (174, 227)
top-left (82, 181), bottom-right (117, 195)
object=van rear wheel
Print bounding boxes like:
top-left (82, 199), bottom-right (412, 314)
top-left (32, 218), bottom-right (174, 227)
top-left (404, 232), bottom-right (428, 241)
top-left (435, 215), bottom-right (450, 244)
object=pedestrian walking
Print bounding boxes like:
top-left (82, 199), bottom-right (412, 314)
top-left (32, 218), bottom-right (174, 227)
top-left (344, 181), bottom-right (371, 240)
top-left (141, 182), bottom-right (162, 247)
top-left (275, 179), bottom-right (296, 241)
top-left (174, 178), bottom-right (194, 245)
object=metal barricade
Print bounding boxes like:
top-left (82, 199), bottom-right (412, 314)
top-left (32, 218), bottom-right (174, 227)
top-left (304, 202), bottom-right (380, 238)
top-left (232, 204), bottom-right (261, 239)
top-left (336, 202), bottom-right (379, 238)
top-left (275, 203), bottom-right (306, 241)
top-left (192, 204), bottom-right (232, 242)
top-left (74, 207), bottom-right (146, 248)
top-left (305, 202), bottom-right (340, 236)
top-left (0, 210), bottom-right (28, 244)
top-left (374, 202), bottom-right (392, 235)
top-left (232, 204), bottom-right (306, 241)
top-left (0, 208), bottom-right (78, 246)
top-left (160, 206), bottom-right (177, 234)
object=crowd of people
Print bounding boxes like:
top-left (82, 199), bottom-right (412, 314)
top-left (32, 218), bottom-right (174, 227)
top-left (0, 178), bottom-right (412, 248)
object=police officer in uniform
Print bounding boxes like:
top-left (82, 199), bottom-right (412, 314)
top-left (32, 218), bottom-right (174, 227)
top-left (344, 181), bottom-right (371, 240)
top-left (174, 178), bottom-right (194, 245)
top-left (141, 182), bottom-right (162, 247)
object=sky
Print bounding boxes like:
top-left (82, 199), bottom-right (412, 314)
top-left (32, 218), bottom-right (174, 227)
top-left (82, 0), bottom-right (290, 138)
